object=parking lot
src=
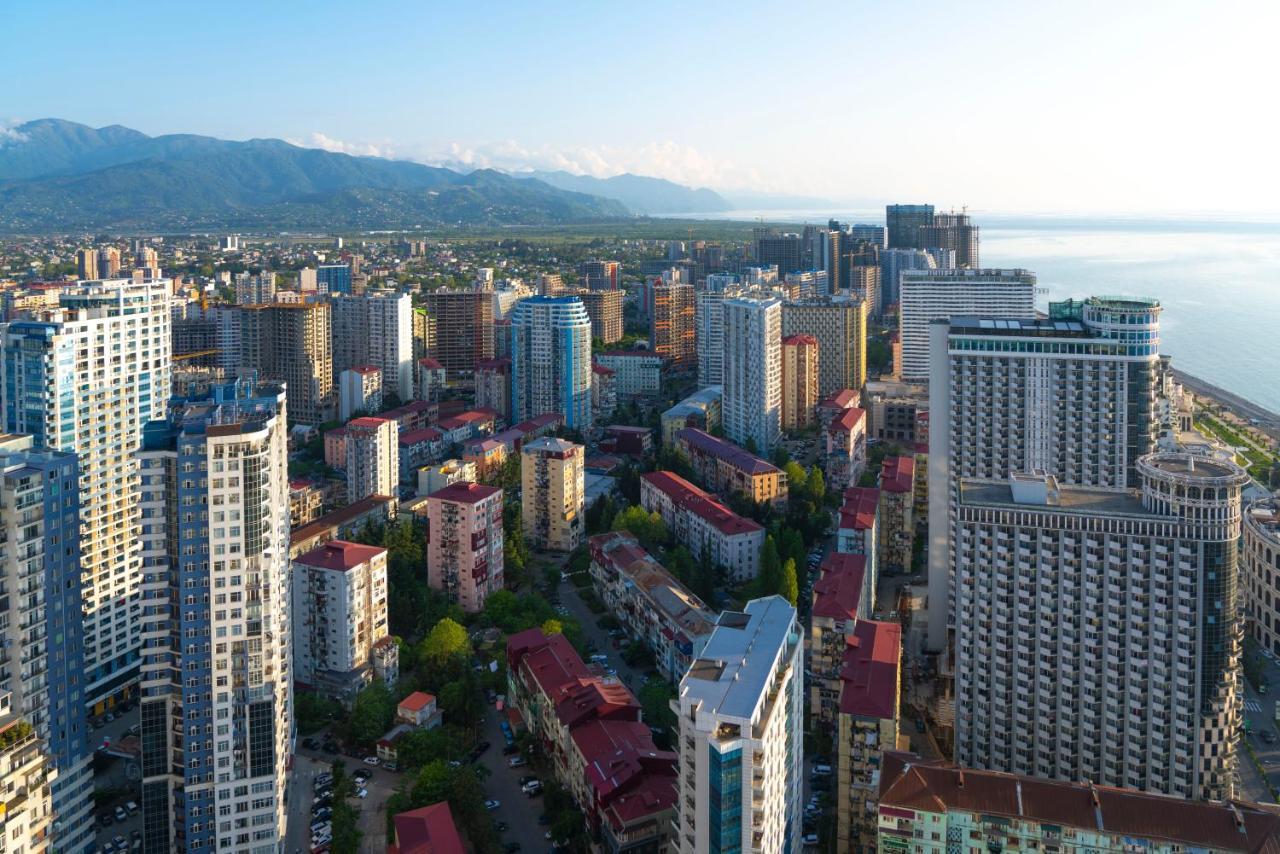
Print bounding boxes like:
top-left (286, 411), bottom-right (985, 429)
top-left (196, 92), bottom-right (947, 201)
top-left (288, 742), bottom-right (408, 853)
top-left (482, 707), bottom-right (552, 852)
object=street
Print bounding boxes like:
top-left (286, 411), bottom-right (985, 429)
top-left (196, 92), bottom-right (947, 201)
top-left (1238, 650), bottom-right (1280, 804)
top-left (481, 707), bottom-right (549, 852)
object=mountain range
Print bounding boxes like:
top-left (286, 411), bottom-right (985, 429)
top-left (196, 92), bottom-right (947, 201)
top-left (0, 119), bottom-right (636, 232)
top-left (514, 170), bottom-right (731, 214)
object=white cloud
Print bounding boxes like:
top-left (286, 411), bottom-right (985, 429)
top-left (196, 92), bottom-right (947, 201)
top-left (0, 120), bottom-right (29, 147)
top-left (291, 131), bottom-right (771, 190)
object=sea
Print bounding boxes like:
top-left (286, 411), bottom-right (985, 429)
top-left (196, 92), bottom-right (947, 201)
top-left (674, 209), bottom-right (1280, 415)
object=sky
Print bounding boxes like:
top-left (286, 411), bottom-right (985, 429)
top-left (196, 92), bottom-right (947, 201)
top-left (4, 0), bottom-right (1279, 214)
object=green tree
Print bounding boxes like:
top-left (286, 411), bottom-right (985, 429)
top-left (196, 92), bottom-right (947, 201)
top-left (611, 505), bottom-right (668, 550)
top-left (350, 681), bottom-right (396, 745)
top-left (780, 557), bottom-right (799, 605)
top-left (772, 444), bottom-right (791, 468)
top-left (744, 436), bottom-right (759, 455)
top-left (806, 466), bottom-right (827, 503)
top-left (784, 461), bottom-right (808, 494)
top-left (542, 618), bottom-right (564, 636)
top-left (758, 535), bottom-right (781, 597)
top-left (419, 618), bottom-right (472, 669)
top-left (667, 546), bottom-right (696, 586)
top-left (780, 528), bottom-right (807, 574)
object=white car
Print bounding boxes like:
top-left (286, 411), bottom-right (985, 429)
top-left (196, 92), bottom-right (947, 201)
top-left (484, 799), bottom-right (501, 811)
top-left (508, 756), bottom-right (526, 768)
top-left (356, 788), bottom-right (368, 799)
top-left (362, 756), bottom-right (380, 766)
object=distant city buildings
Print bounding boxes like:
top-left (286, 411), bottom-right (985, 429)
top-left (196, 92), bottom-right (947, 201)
top-left (331, 290), bottom-right (414, 401)
top-left (579, 259), bottom-right (621, 291)
top-left (316, 262), bottom-right (352, 295)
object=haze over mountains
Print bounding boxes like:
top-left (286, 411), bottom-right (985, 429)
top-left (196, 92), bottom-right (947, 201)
top-left (0, 119), bottom-right (748, 232)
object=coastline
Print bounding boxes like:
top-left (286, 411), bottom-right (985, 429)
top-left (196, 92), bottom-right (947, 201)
top-left (1174, 369), bottom-right (1280, 441)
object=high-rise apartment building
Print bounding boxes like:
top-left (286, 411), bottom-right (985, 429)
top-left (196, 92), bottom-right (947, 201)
top-left (722, 296), bottom-right (782, 456)
top-left (292, 540), bottom-right (396, 700)
top-left (919, 210), bottom-right (980, 268)
top-left (674, 596), bottom-right (803, 854)
top-left (754, 230), bottom-right (806, 275)
top-left (509, 295), bottom-right (592, 431)
top-left (0, 437), bottom-right (93, 852)
top-left (420, 289), bottom-right (494, 378)
top-left (879, 247), bottom-right (948, 310)
top-left (1245, 498), bottom-right (1280, 656)
top-left (579, 260), bottom-right (621, 291)
top-left (232, 272), bottom-right (275, 305)
top-left (521, 437), bottom-right (585, 552)
top-left (344, 417), bottom-right (398, 502)
top-left (316, 263), bottom-right (352, 295)
top-left (949, 459), bottom-right (1246, 800)
top-left (898, 268), bottom-right (1036, 383)
top-left (236, 302), bottom-right (334, 425)
top-left (75, 247), bottom-right (98, 280)
top-left (425, 482), bottom-right (504, 613)
top-left (138, 381), bottom-right (292, 853)
top-left (1, 278), bottom-right (171, 711)
top-left (411, 306), bottom-right (435, 362)
top-left (781, 333), bottom-right (819, 431)
top-left (695, 287), bottom-right (738, 389)
top-left (781, 295), bottom-right (868, 397)
top-left (0, 691), bottom-right (56, 854)
top-left (574, 288), bottom-right (623, 344)
top-left (331, 290), bottom-right (414, 402)
top-left (885, 204), bottom-right (935, 249)
top-left (97, 246), bottom-right (121, 277)
top-left (338, 365), bottom-right (382, 421)
top-left (650, 282), bottom-right (696, 370)
top-left (474, 357), bottom-right (511, 423)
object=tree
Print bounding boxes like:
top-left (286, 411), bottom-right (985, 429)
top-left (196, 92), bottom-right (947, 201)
top-left (744, 436), bottom-right (759, 455)
top-left (611, 505), bottom-right (668, 551)
top-left (667, 546), bottom-right (696, 586)
top-left (784, 461), bottom-right (808, 494)
top-left (780, 558), bottom-right (799, 605)
top-left (780, 528), bottom-right (807, 574)
top-left (758, 535), bottom-right (781, 598)
top-left (772, 444), bottom-right (791, 468)
top-left (350, 681), bottom-right (396, 746)
top-left (806, 466), bottom-right (827, 503)
top-left (419, 618), bottom-right (472, 670)
top-left (542, 618), bottom-right (564, 636)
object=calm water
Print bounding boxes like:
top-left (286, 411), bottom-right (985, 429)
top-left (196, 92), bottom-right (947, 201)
top-left (677, 210), bottom-right (1280, 413)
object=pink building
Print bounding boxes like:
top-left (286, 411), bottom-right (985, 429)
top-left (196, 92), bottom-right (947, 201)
top-left (425, 482), bottom-right (504, 612)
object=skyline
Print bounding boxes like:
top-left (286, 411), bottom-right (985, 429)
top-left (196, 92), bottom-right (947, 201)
top-left (5, 0), bottom-right (1280, 214)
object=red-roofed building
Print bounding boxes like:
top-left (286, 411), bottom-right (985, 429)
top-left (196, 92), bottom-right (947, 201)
top-left (639, 471), bottom-right (765, 582)
top-left (438, 410), bottom-right (496, 445)
top-left (462, 436), bottom-right (507, 482)
top-left (397, 691), bottom-right (442, 730)
top-left (425, 482), bottom-right (503, 612)
top-left (601, 425), bottom-right (653, 458)
top-left (816, 388), bottom-right (861, 429)
top-left (824, 406), bottom-right (868, 490)
top-left (380, 399), bottom-right (439, 434)
top-left (506, 629), bottom-right (676, 854)
top-left (675, 427), bottom-right (787, 506)
top-left (400, 427), bottom-right (446, 479)
top-left (808, 553), bottom-right (871, 728)
top-left (289, 478), bottom-right (325, 528)
top-left (415, 356), bottom-right (446, 403)
top-left (837, 619), bottom-right (902, 850)
top-left (293, 540), bottom-right (396, 701)
top-left (838, 487), bottom-right (879, 564)
top-left (388, 801), bottom-right (465, 854)
top-left (878, 456), bottom-right (915, 574)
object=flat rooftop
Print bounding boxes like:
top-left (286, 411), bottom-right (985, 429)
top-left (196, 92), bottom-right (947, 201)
top-left (959, 479), bottom-right (1150, 517)
top-left (682, 596), bottom-right (795, 722)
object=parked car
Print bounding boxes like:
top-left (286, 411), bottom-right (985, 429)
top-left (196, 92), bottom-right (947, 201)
top-left (803, 832), bottom-right (819, 845)
top-left (114, 806), bottom-right (128, 822)
top-left (508, 756), bottom-right (526, 768)
top-left (484, 799), bottom-right (501, 811)
top-left (356, 788), bottom-right (368, 799)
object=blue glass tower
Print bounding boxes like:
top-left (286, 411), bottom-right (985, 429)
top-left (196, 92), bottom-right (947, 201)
top-left (316, 264), bottom-right (352, 295)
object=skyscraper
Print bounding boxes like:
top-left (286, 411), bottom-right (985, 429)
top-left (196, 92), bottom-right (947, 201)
top-left (75, 247), bottom-right (98, 280)
top-left (420, 289), bottom-right (495, 378)
top-left (139, 381), bottom-right (293, 853)
top-left (509, 295), bottom-right (593, 430)
top-left (722, 295), bottom-right (782, 455)
top-left (0, 437), bottom-right (93, 852)
top-left (579, 259), bottom-right (621, 291)
top-left (695, 287), bottom-right (737, 389)
top-left (97, 246), bottom-right (121, 277)
top-left (919, 210), bottom-right (980, 268)
top-left (650, 281), bottom-right (696, 370)
top-left (521, 437), bottom-right (585, 552)
top-left (754, 230), bottom-right (806, 276)
top-left (674, 596), bottom-right (803, 854)
top-left (574, 288), bottom-right (623, 344)
top-left (331, 290), bottom-right (415, 401)
top-left (0, 278), bottom-right (171, 712)
top-left (232, 271), bottom-right (275, 305)
top-left (236, 302), bottom-right (334, 425)
top-left (898, 268), bottom-right (1037, 382)
top-left (879, 247), bottom-right (946, 310)
top-left (885, 203), bottom-right (935, 249)
top-left (781, 295), bottom-right (868, 397)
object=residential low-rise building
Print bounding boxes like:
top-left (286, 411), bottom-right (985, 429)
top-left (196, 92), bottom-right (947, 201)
top-left (591, 363), bottom-right (617, 420)
top-left (290, 478), bottom-right (326, 527)
top-left (289, 494), bottom-right (399, 558)
top-left (816, 388), bottom-right (860, 429)
top-left (808, 553), bottom-right (871, 728)
top-left (399, 427), bottom-right (445, 481)
top-left (388, 802), bottom-right (466, 854)
top-left (380, 399), bottom-right (438, 434)
top-left (425, 482), bottom-right (504, 612)
top-left (864, 379), bottom-right (928, 444)
top-left (396, 691), bottom-right (443, 730)
top-left (415, 357), bottom-right (446, 403)
top-left (601, 425), bottom-right (653, 457)
top-left (825, 406), bottom-right (868, 489)
top-left (676, 427), bottom-right (787, 506)
top-left (837, 487), bottom-right (880, 594)
top-left (417, 459), bottom-right (477, 497)
top-left (462, 437), bottom-right (507, 482)
top-left (324, 426), bottom-right (347, 468)
top-left (639, 471), bottom-right (765, 582)
top-left (589, 531), bottom-right (718, 682)
top-left (594, 350), bottom-right (664, 397)
top-left (475, 357), bottom-right (512, 423)
top-left (877, 455), bottom-right (915, 575)
top-left (292, 540), bottom-right (396, 702)
top-left (438, 410), bottom-right (496, 445)
top-left (876, 752), bottom-right (1280, 853)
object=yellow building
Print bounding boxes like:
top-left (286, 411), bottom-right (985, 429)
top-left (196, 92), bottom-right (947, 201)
top-left (675, 426), bottom-right (788, 506)
top-left (781, 295), bottom-right (868, 397)
top-left (521, 437), bottom-right (585, 551)
top-left (781, 333), bottom-right (819, 430)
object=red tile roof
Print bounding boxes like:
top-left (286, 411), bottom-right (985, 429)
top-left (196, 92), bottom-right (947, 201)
top-left (348, 416), bottom-right (393, 431)
top-left (295, 540), bottom-right (386, 572)
top-left (389, 801), bottom-right (465, 854)
top-left (840, 487), bottom-right (879, 531)
top-left (400, 427), bottom-right (442, 445)
top-left (839, 619), bottom-right (900, 719)
top-left (828, 406), bottom-right (867, 434)
top-left (351, 364), bottom-right (380, 375)
top-left (811, 553), bottom-right (867, 621)
top-left (878, 752), bottom-right (1280, 850)
top-left (417, 357), bottom-right (444, 369)
top-left (640, 471), bottom-right (763, 536)
top-left (592, 363), bottom-right (616, 376)
top-left (818, 388), bottom-right (860, 410)
top-left (881, 455), bottom-right (915, 493)
top-left (399, 691), bottom-right (436, 712)
top-left (427, 481), bottom-right (500, 504)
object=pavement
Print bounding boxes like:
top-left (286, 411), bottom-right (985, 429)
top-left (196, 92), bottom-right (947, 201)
top-left (287, 745), bottom-right (404, 854)
top-left (481, 707), bottom-right (551, 852)
top-left (1238, 650), bottom-right (1280, 804)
